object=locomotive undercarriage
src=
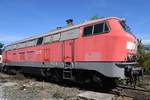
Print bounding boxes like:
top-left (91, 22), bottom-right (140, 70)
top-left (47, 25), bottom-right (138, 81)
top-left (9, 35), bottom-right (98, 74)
top-left (41, 68), bottom-right (117, 88)
top-left (0, 61), bottom-right (143, 88)
top-left (1, 63), bottom-right (117, 89)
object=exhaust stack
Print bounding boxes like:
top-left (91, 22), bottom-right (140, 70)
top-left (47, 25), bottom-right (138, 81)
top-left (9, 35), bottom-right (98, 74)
top-left (66, 19), bottom-right (73, 26)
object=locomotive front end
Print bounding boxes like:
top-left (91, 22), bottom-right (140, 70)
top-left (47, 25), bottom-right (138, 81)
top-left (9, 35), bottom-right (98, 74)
top-left (116, 19), bottom-right (143, 85)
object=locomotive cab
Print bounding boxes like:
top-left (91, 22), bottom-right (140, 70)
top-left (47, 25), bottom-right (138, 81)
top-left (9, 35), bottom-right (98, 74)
top-left (113, 19), bottom-right (143, 85)
top-left (79, 18), bottom-right (142, 86)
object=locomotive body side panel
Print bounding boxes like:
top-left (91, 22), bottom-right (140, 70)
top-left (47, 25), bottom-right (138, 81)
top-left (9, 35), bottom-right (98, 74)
top-left (48, 42), bottom-right (63, 62)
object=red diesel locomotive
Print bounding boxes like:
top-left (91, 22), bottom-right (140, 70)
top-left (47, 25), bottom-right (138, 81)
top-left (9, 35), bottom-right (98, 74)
top-left (2, 17), bottom-right (142, 87)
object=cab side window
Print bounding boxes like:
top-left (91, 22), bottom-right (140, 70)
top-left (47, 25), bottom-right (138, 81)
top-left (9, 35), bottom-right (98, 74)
top-left (104, 22), bottom-right (109, 32)
top-left (93, 23), bottom-right (104, 34)
top-left (83, 25), bottom-right (93, 36)
top-left (83, 22), bottom-right (110, 37)
top-left (37, 37), bottom-right (43, 45)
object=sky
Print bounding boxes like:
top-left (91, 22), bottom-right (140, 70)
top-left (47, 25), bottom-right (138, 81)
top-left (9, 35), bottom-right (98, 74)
top-left (0, 0), bottom-right (150, 45)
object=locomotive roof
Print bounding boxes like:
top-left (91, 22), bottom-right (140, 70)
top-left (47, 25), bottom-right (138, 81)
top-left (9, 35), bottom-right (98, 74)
top-left (7, 17), bottom-right (122, 46)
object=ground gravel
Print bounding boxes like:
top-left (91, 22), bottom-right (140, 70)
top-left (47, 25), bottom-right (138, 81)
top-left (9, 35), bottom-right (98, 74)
top-left (0, 72), bottom-right (150, 100)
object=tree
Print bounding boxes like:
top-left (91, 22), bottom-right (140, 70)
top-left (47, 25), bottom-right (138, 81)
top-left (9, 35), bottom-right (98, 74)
top-left (0, 42), bottom-right (4, 55)
top-left (91, 14), bottom-right (99, 20)
top-left (137, 39), bottom-right (150, 70)
top-left (100, 16), bottom-right (105, 19)
top-left (142, 52), bottom-right (150, 69)
top-left (137, 39), bottom-right (144, 55)
top-left (91, 14), bottom-right (105, 20)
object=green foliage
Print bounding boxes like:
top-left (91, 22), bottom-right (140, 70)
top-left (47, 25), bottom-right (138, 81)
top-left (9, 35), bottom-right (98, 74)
top-left (91, 14), bottom-right (105, 20)
top-left (137, 39), bottom-right (144, 55)
top-left (100, 16), bottom-right (105, 19)
top-left (91, 14), bottom-right (99, 20)
top-left (137, 39), bottom-right (150, 72)
top-left (117, 79), bottom-right (126, 85)
top-left (0, 42), bottom-right (4, 55)
top-left (144, 69), bottom-right (150, 75)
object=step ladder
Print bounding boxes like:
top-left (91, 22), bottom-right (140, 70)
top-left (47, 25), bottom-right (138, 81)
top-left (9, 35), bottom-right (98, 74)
top-left (63, 62), bottom-right (73, 80)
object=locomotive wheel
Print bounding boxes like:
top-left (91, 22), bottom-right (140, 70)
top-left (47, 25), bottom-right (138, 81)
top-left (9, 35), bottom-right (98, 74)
top-left (2, 66), bottom-right (9, 74)
top-left (103, 78), bottom-right (117, 89)
top-left (92, 73), bottom-right (117, 89)
top-left (51, 69), bottom-right (63, 82)
top-left (92, 73), bottom-right (104, 88)
top-left (41, 68), bottom-right (51, 77)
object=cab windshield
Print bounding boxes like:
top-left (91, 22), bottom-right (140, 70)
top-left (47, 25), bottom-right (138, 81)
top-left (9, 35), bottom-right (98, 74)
top-left (119, 21), bottom-right (132, 33)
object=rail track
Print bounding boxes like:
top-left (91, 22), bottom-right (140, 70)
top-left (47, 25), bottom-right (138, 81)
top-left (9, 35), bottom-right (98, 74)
top-left (111, 84), bottom-right (150, 99)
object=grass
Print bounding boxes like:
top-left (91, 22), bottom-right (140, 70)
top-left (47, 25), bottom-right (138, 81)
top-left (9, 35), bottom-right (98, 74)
top-left (52, 91), bottom-right (63, 98)
top-left (137, 82), bottom-right (150, 88)
top-left (11, 73), bottom-right (26, 80)
top-left (136, 75), bottom-right (150, 88)
top-left (38, 85), bottom-right (51, 90)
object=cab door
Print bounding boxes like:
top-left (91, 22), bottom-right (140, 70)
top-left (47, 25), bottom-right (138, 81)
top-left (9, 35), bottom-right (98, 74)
top-left (43, 48), bottom-right (50, 61)
top-left (63, 40), bottom-right (74, 62)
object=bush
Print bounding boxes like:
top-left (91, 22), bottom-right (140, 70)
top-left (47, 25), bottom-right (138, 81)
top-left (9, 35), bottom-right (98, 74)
top-left (144, 69), bottom-right (150, 75)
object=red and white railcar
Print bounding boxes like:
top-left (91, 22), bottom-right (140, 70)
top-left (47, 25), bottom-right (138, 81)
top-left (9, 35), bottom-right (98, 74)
top-left (2, 17), bottom-right (141, 87)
